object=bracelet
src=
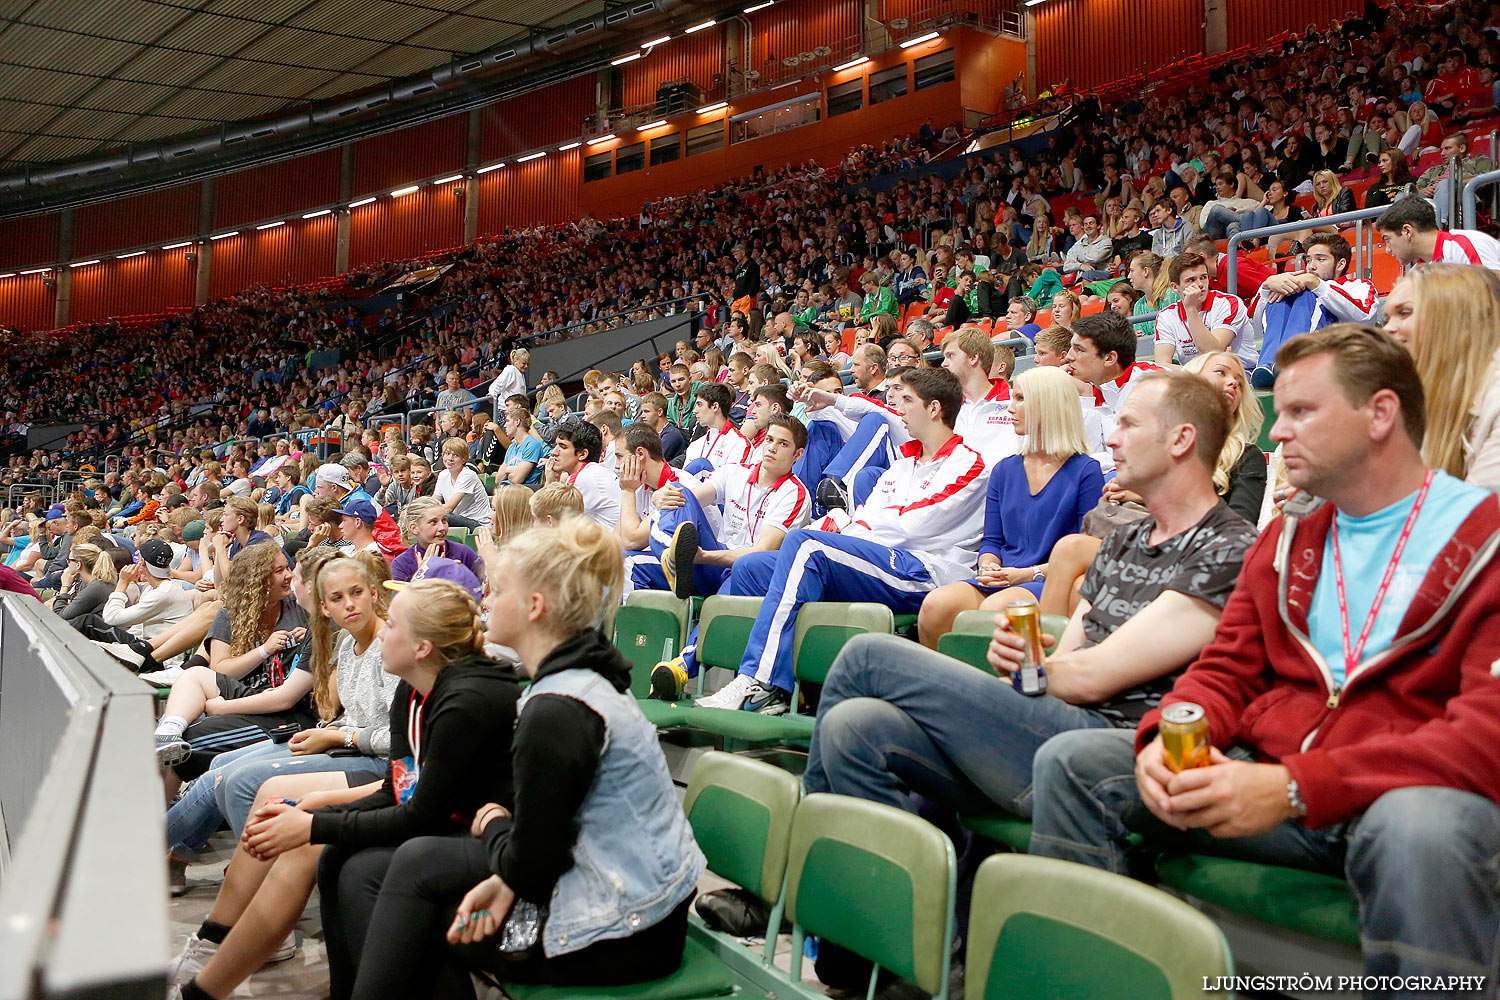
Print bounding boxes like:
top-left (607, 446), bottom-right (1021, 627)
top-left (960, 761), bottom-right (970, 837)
top-left (344, 729), bottom-right (357, 749)
top-left (1286, 777), bottom-right (1307, 818)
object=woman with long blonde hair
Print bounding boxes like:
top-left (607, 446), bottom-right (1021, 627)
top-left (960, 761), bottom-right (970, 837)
top-left (1184, 351), bottom-right (1265, 522)
top-left (153, 541), bottom-right (313, 783)
top-left (1384, 264), bottom-right (1500, 489)
top-left (1125, 250), bottom-right (1179, 338)
top-left (917, 366), bottom-right (1105, 645)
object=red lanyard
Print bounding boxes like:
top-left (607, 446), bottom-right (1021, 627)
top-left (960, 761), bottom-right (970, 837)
top-left (744, 467), bottom-right (792, 539)
top-left (1331, 469), bottom-right (1433, 677)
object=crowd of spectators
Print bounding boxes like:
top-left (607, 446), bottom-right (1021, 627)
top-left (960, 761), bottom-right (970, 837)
top-left (4, 1), bottom-right (1500, 997)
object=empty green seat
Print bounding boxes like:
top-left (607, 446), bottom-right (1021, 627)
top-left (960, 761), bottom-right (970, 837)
top-left (958, 812), bottom-right (1033, 853)
top-left (1154, 854), bottom-right (1359, 948)
top-left (785, 793), bottom-right (957, 1000)
top-left (682, 602), bottom-right (893, 746)
top-left (1255, 389), bottom-right (1276, 452)
top-left (968, 853), bottom-right (1234, 998)
top-left (612, 592), bottom-right (692, 727)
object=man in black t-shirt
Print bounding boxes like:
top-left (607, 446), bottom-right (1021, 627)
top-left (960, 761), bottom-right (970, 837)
top-left (803, 371), bottom-right (1256, 821)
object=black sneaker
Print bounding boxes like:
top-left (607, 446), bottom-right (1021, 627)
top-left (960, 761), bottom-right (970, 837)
top-left (661, 521), bottom-right (699, 599)
top-left (816, 476), bottom-right (850, 512)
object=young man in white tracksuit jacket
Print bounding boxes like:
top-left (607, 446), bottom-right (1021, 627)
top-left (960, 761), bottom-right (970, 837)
top-left (695, 367), bottom-right (988, 715)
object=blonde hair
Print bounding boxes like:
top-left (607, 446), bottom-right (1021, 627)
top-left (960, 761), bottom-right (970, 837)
top-left (220, 540), bottom-right (286, 656)
top-left (1183, 352), bottom-right (1263, 495)
top-left (496, 517), bottom-right (623, 636)
top-left (71, 543), bottom-right (112, 583)
top-left (299, 548), bottom-right (353, 720)
top-left (1312, 169), bottom-right (1345, 210)
top-left (1014, 366), bottom-right (1091, 458)
top-left (1051, 288), bottom-right (1082, 326)
top-left (491, 484), bottom-right (533, 544)
top-left (400, 579), bottom-right (487, 666)
top-left (530, 483), bottom-right (585, 523)
top-left (441, 437), bottom-right (470, 460)
top-left (946, 327), bottom-right (995, 370)
top-left (1397, 264), bottom-right (1500, 478)
top-left (400, 496), bottom-right (445, 543)
top-left (257, 503), bottom-right (277, 530)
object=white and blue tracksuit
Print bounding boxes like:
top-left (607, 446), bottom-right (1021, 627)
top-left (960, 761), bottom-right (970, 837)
top-left (733, 434), bottom-right (989, 694)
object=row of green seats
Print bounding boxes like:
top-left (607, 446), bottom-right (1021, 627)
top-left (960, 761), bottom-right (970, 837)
top-left (491, 751), bottom-right (1232, 1000)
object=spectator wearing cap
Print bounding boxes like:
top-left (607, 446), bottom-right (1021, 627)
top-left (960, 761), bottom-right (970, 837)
top-left (383, 556), bottom-right (484, 601)
top-left (313, 462), bottom-right (355, 499)
top-left (336, 497), bottom-right (383, 556)
top-left (99, 538), bottom-right (196, 642)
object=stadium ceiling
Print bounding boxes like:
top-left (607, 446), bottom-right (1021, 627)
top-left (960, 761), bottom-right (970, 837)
top-left (0, 0), bottom-right (689, 169)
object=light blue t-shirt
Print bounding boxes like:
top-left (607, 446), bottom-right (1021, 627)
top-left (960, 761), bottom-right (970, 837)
top-left (504, 436), bottom-right (545, 486)
top-left (1309, 472), bottom-right (1487, 686)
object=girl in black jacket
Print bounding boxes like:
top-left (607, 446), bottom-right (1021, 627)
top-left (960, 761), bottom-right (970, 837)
top-left (171, 577), bottom-right (521, 1000)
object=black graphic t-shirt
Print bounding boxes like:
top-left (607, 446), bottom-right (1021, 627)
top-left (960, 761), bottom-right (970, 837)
top-left (205, 596), bottom-right (310, 695)
top-left (1078, 501), bottom-right (1256, 724)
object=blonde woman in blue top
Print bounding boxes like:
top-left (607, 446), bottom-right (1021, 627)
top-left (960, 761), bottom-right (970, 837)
top-left (916, 366), bottom-right (1103, 647)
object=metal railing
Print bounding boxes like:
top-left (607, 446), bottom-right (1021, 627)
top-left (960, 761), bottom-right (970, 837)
top-left (1226, 205), bottom-right (1392, 297)
top-left (0, 594), bottom-right (167, 999)
top-left (1462, 166), bottom-right (1500, 231)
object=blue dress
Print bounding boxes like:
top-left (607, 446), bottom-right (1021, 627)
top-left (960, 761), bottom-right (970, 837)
top-left (968, 452), bottom-right (1105, 598)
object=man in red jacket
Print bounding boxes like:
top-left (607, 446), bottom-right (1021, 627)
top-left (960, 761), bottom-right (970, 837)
top-left (1029, 324), bottom-right (1500, 988)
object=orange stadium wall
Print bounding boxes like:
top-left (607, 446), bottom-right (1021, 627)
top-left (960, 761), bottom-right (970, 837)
top-left (1224, 0), bottom-right (1362, 49)
top-left (619, 24), bottom-right (728, 107)
top-left (214, 150), bottom-right (343, 230)
top-left (208, 213), bottom-right (339, 299)
top-left (70, 252), bottom-right (197, 325)
top-left (1033, 0), bottom-right (1203, 93)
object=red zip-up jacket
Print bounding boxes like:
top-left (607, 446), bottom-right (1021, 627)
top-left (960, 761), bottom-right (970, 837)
top-left (1137, 490), bottom-right (1500, 828)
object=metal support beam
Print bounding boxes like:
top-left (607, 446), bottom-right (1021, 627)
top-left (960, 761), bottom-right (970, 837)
top-left (194, 177), bottom-right (214, 306)
top-left (52, 209), bottom-right (73, 329)
top-left (335, 144), bottom-right (353, 274)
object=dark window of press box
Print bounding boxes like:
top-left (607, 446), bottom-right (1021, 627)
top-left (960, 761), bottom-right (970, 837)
top-left (686, 122), bottom-right (724, 156)
top-left (869, 64), bottom-right (909, 105)
top-left (616, 141), bottom-right (646, 174)
top-left (827, 79), bottom-right (864, 118)
top-left (650, 134), bottom-right (681, 165)
top-left (583, 150), bottom-right (613, 182)
top-left (914, 49), bottom-right (956, 90)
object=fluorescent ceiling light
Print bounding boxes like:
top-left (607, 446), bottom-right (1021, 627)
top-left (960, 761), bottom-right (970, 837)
top-left (641, 35), bottom-right (671, 48)
top-left (611, 52), bottom-right (642, 65)
top-left (744, 1), bottom-right (773, 12)
top-left (20, 267), bottom-right (50, 274)
top-left (637, 119), bottom-right (668, 130)
top-left (477, 162), bottom-right (504, 173)
top-left (390, 185), bottom-right (420, 196)
top-left (832, 55), bottom-right (868, 71)
top-left (686, 18), bottom-right (715, 32)
top-left (69, 260), bottom-right (100, 268)
top-left (434, 174), bottom-right (465, 184)
top-left (302, 209), bottom-right (331, 219)
top-left (900, 30), bottom-right (940, 47)
top-left (116, 250), bottom-right (146, 259)
top-left (1025, 0), bottom-right (1045, 6)
top-left (587, 134), bottom-right (616, 145)
top-left (162, 241), bottom-right (194, 250)
top-left (210, 231), bottom-right (239, 240)
top-left (517, 151), bottom-right (547, 162)
top-left (558, 141), bottom-right (582, 151)
top-left (0, 273), bottom-right (14, 279)
top-left (256, 221), bottom-right (284, 230)
top-left (349, 197), bottom-right (377, 207)
top-left (698, 101), bottom-right (728, 113)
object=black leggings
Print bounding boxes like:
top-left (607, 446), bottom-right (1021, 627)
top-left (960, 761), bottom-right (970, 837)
top-left (318, 843), bottom-right (399, 1000)
top-left (349, 835), bottom-right (692, 1000)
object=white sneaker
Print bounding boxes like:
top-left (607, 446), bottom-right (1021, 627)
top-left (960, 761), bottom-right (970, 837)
top-left (267, 931), bottom-right (298, 964)
top-left (98, 641), bottom-right (145, 668)
top-left (141, 666), bottom-right (184, 686)
top-left (694, 674), bottom-right (756, 710)
top-left (169, 933), bottom-right (215, 985)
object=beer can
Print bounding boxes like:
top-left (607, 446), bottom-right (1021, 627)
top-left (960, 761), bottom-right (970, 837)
top-left (1003, 600), bottom-right (1047, 696)
top-left (1160, 702), bottom-right (1210, 772)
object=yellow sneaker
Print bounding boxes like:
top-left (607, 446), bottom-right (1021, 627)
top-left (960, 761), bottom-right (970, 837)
top-left (650, 657), bottom-right (690, 701)
top-left (660, 521), bottom-right (699, 599)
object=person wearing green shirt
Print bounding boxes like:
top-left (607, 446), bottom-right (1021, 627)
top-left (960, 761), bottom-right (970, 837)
top-left (665, 364), bottom-right (699, 433)
top-left (943, 248), bottom-right (979, 288)
top-left (857, 273), bottom-right (898, 324)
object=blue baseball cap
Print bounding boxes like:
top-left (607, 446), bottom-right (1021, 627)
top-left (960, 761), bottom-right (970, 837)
top-left (334, 497), bottom-right (377, 525)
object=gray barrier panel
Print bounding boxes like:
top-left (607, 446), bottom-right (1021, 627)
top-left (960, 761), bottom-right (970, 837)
top-left (522, 313), bottom-right (701, 388)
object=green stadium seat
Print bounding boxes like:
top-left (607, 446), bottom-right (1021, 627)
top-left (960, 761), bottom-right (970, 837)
top-left (937, 608), bottom-right (1070, 674)
top-left (1154, 854), bottom-right (1360, 948)
top-left (1254, 389), bottom-right (1276, 453)
top-left (967, 854), bottom-right (1234, 999)
top-left (611, 591), bottom-right (691, 728)
top-left (785, 794), bottom-right (957, 1000)
top-left (481, 473), bottom-right (497, 491)
top-left (958, 812), bottom-right (1033, 853)
top-left (681, 602), bottom-right (893, 746)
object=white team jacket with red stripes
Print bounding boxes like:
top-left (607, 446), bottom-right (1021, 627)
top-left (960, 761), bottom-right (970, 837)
top-left (1308, 274), bottom-right (1380, 325)
top-left (815, 383), bottom-right (1018, 465)
top-left (1432, 230), bottom-right (1500, 272)
top-left (841, 434), bottom-right (989, 585)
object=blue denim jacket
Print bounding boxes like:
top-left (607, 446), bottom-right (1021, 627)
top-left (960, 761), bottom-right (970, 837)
top-left (519, 668), bottom-right (705, 956)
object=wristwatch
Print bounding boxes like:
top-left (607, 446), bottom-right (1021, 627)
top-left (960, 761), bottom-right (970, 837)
top-left (1286, 777), bottom-right (1307, 818)
top-left (1032, 566), bottom-right (1047, 583)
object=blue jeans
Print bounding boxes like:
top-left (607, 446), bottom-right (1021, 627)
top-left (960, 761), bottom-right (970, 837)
top-left (1235, 206), bottom-right (1274, 240)
top-left (165, 740), bottom-right (383, 854)
top-left (805, 634), bottom-right (1115, 817)
top-left (1201, 204), bottom-right (1238, 240)
top-left (1031, 728), bottom-right (1500, 991)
